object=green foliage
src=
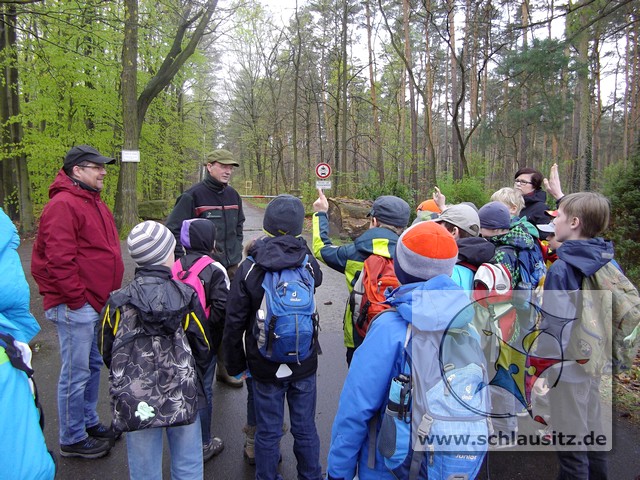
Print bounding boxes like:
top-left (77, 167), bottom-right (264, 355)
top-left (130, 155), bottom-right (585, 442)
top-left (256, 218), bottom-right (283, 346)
top-left (355, 178), bottom-right (416, 210)
top-left (435, 174), bottom-right (491, 209)
top-left (603, 154), bottom-right (640, 287)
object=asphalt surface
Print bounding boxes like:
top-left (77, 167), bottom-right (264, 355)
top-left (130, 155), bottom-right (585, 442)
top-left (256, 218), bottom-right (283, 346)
top-left (18, 201), bottom-right (640, 480)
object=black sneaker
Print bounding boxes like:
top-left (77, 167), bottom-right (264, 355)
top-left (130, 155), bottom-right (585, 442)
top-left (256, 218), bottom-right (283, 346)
top-left (60, 436), bottom-right (110, 459)
top-left (203, 437), bottom-right (224, 462)
top-left (87, 423), bottom-right (120, 446)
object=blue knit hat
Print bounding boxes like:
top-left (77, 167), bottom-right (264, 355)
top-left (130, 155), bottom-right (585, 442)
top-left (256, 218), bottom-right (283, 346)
top-left (263, 194), bottom-right (305, 237)
top-left (478, 202), bottom-right (511, 230)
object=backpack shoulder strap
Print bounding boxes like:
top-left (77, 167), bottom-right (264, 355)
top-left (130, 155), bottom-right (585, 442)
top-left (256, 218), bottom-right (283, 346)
top-left (365, 311), bottom-right (406, 470)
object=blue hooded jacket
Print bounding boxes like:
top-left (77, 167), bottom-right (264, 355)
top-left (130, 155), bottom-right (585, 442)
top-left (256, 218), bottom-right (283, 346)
top-left (327, 275), bottom-right (474, 480)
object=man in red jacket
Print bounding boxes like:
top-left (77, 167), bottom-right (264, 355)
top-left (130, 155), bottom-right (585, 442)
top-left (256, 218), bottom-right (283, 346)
top-left (31, 145), bottom-right (124, 459)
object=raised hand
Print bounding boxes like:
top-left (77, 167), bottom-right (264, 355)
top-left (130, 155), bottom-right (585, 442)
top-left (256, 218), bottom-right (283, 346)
top-left (313, 187), bottom-right (329, 212)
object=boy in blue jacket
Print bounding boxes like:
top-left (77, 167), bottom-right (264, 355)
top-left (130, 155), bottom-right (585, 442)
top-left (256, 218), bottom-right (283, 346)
top-left (327, 222), bottom-right (486, 480)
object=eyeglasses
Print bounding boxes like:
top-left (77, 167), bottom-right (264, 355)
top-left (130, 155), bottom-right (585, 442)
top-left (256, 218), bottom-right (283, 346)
top-left (77, 164), bottom-right (106, 171)
top-left (514, 179), bottom-right (533, 185)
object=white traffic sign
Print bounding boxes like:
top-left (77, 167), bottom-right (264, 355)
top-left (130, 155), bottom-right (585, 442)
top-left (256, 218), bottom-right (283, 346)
top-left (316, 180), bottom-right (332, 190)
top-left (315, 163), bottom-right (332, 179)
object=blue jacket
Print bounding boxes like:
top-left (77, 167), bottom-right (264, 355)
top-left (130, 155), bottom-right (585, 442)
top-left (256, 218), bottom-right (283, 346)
top-left (326, 275), bottom-right (473, 480)
top-left (0, 210), bottom-right (54, 479)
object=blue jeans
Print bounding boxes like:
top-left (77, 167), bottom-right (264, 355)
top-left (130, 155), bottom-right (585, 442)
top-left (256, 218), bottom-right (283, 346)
top-left (253, 374), bottom-right (322, 480)
top-left (199, 353), bottom-right (217, 444)
top-left (126, 417), bottom-right (203, 480)
top-left (45, 303), bottom-right (102, 445)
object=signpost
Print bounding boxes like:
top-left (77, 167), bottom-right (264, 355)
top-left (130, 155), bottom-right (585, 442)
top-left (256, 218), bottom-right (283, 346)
top-left (315, 162), bottom-right (332, 190)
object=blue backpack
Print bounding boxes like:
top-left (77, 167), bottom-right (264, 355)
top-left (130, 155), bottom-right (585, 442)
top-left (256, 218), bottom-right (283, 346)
top-left (376, 300), bottom-right (489, 480)
top-left (253, 255), bottom-right (318, 363)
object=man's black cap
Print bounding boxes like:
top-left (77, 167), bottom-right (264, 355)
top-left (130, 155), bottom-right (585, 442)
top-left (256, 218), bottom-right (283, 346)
top-left (64, 145), bottom-right (115, 169)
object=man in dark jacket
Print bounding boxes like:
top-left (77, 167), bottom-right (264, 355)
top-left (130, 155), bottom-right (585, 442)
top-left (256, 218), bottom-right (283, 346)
top-left (224, 194), bottom-right (323, 480)
top-left (31, 145), bottom-right (124, 459)
top-left (166, 149), bottom-right (244, 274)
top-left (166, 148), bottom-right (245, 387)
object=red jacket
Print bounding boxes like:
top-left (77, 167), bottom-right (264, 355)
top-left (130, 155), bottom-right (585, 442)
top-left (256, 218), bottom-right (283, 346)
top-left (31, 170), bottom-right (124, 312)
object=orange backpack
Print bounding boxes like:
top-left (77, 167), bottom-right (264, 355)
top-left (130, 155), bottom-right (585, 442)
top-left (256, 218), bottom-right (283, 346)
top-left (350, 255), bottom-right (400, 338)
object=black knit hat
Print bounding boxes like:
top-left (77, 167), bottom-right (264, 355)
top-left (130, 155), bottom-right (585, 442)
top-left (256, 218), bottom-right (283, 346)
top-left (263, 194), bottom-right (305, 237)
top-left (180, 218), bottom-right (216, 253)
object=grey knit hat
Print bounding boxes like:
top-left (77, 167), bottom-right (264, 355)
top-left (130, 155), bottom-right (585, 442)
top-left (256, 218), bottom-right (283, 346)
top-left (263, 194), bottom-right (305, 237)
top-left (127, 221), bottom-right (176, 266)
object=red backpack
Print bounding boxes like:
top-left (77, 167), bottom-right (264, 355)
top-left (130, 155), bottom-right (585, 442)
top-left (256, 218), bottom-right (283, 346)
top-left (171, 256), bottom-right (215, 319)
top-left (350, 255), bottom-right (400, 338)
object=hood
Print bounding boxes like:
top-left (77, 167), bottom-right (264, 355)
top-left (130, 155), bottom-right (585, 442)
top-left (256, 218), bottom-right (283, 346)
top-left (115, 266), bottom-right (192, 334)
top-left (385, 275), bottom-right (474, 333)
top-left (511, 216), bottom-right (540, 238)
top-left (457, 237), bottom-right (495, 267)
top-left (0, 208), bottom-right (19, 255)
top-left (249, 235), bottom-right (309, 272)
top-left (523, 188), bottom-right (547, 208)
top-left (556, 238), bottom-right (615, 277)
top-left (353, 227), bottom-right (399, 259)
top-left (488, 223), bottom-right (536, 252)
top-left (48, 169), bottom-right (98, 200)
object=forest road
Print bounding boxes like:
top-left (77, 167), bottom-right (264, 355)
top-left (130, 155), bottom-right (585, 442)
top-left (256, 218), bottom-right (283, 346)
top-left (18, 200), bottom-right (640, 480)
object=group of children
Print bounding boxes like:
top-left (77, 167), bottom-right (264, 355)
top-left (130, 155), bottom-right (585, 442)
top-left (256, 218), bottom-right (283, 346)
top-left (96, 171), bottom-right (637, 480)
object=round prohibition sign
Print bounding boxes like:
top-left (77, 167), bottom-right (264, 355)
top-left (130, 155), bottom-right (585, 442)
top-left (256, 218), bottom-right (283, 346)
top-left (315, 162), bottom-right (332, 179)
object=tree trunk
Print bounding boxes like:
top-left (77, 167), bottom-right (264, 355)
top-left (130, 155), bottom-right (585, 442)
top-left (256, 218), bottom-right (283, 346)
top-left (403, 0), bottom-right (418, 200)
top-left (0, 4), bottom-right (33, 231)
top-left (114, 0), bottom-right (219, 232)
top-left (115, 0), bottom-right (139, 234)
top-left (365, 0), bottom-right (384, 183)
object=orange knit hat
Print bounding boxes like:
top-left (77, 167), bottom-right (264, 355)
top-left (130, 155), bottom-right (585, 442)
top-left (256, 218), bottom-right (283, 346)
top-left (416, 199), bottom-right (442, 214)
top-left (393, 222), bottom-right (458, 284)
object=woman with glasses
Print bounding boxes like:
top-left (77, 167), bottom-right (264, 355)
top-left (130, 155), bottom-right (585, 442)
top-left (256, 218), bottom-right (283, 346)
top-left (513, 167), bottom-right (552, 238)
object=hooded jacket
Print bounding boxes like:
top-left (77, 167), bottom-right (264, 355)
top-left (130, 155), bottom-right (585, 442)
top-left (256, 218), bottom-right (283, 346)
top-left (537, 238), bottom-right (615, 381)
top-left (519, 189), bottom-right (551, 239)
top-left (166, 173), bottom-right (245, 268)
top-left (31, 170), bottom-right (124, 312)
top-left (99, 265), bottom-right (212, 404)
top-left (176, 219), bottom-right (229, 352)
top-left (312, 211), bottom-right (399, 349)
top-left (327, 275), bottom-right (475, 480)
top-left (223, 235), bottom-right (323, 382)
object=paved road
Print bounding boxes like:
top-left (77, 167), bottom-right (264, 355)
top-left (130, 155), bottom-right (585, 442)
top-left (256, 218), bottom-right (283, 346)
top-left (18, 201), bottom-right (640, 479)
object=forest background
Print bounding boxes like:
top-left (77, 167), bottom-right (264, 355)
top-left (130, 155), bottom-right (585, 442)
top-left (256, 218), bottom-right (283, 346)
top-left (0, 0), bottom-right (638, 285)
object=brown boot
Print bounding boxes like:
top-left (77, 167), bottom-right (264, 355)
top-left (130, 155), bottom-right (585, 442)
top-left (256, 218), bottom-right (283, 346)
top-left (243, 424), bottom-right (256, 465)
